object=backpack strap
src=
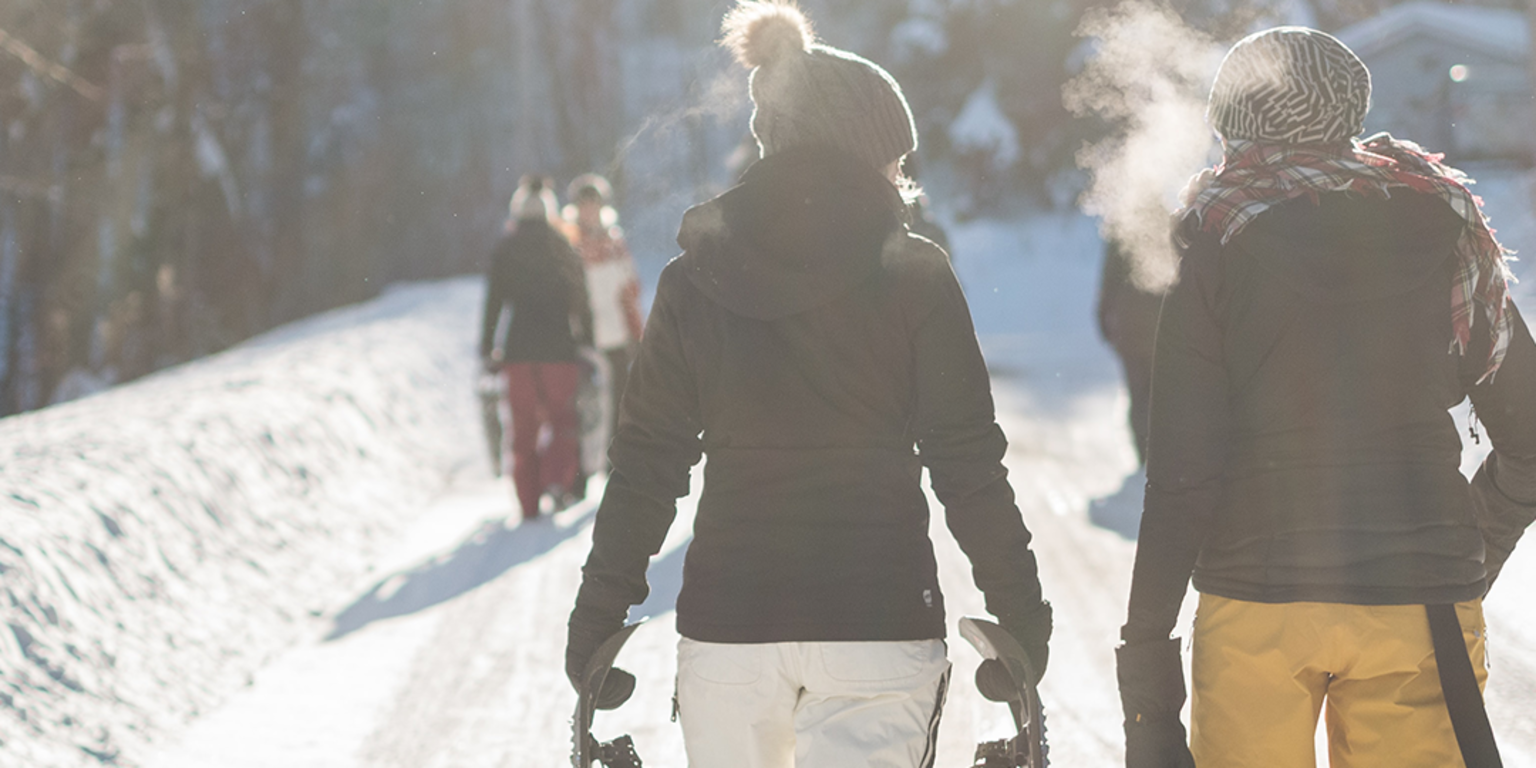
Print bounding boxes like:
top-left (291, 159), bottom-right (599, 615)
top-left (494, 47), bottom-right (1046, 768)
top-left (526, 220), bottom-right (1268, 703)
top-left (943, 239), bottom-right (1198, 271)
top-left (1426, 603), bottom-right (1502, 768)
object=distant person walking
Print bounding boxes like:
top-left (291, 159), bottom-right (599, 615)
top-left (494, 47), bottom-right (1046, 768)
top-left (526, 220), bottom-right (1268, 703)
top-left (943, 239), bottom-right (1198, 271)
top-left (1118, 27), bottom-right (1536, 768)
top-left (1095, 237), bottom-right (1164, 465)
top-left (564, 173), bottom-right (644, 464)
top-left (565, 3), bottom-right (1051, 766)
top-left (480, 176), bottom-right (593, 520)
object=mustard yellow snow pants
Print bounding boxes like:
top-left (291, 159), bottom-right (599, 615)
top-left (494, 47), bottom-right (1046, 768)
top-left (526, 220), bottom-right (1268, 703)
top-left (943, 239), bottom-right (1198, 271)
top-left (1190, 594), bottom-right (1487, 768)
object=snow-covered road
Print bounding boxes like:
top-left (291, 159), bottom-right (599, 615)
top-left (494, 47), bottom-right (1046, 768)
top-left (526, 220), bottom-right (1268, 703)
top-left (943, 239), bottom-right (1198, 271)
top-left (143, 357), bottom-right (1141, 768)
top-left (144, 206), bottom-right (1536, 768)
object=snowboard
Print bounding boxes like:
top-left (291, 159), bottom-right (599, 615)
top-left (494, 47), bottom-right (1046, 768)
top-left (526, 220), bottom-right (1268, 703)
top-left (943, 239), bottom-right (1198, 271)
top-left (475, 372), bottom-right (504, 476)
top-left (959, 617), bottom-right (1048, 768)
top-left (572, 621), bottom-right (644, 768)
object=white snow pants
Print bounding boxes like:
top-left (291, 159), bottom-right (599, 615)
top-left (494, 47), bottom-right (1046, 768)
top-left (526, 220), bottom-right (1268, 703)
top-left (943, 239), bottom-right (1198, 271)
top-left (675, 638), bottom-right (950, 768)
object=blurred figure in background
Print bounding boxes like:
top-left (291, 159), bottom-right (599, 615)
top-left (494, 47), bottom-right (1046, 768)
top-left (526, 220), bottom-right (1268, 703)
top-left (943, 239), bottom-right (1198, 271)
top-left (480, 175), bottom-right (594, 520)
top-left (1095, 237), bottom-right (1164, 465)
top-left (1087, 236), bottom-right (1167, 540)
top-left (565, 173), bottom-right (644, 470)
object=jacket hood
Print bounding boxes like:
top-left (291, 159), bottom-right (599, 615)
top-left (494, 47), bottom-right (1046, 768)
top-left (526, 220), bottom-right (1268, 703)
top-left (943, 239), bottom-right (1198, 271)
top-left (677, 147), bottom-right (904, 320)
top-left (1232, 190), bottom-right (1465, 304)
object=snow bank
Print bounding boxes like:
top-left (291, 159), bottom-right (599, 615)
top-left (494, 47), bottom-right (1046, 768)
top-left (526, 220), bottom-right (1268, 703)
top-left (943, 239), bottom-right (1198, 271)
top-left (0, 278), bottom-right (482, 767)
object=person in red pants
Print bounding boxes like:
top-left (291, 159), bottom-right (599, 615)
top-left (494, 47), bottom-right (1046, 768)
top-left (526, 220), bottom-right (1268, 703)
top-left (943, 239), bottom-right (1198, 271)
top-left (480, 176), bottom-right (593, 519)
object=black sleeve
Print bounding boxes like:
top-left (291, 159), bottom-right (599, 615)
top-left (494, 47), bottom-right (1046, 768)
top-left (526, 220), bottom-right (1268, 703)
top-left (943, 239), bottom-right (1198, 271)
top-left (1467, 301), bottom-right (1536, 585)
top-left (571, 262), bottom-right (704, 632)
top-left (480, 239), bottom-right (510, 359)
top-left (1123, 230), bottom-right (1229, 643)
top-left (911, 255), bottom-right (1046, 625)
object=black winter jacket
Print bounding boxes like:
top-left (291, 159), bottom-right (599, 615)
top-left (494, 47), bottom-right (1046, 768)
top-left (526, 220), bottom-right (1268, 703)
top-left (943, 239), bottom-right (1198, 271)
top-left (572, 148), bottom-right (1046, 643)
top-left (1125, 190), bottom-right (1536, 642)
top-left (479, 218), bottom-right (592, 363)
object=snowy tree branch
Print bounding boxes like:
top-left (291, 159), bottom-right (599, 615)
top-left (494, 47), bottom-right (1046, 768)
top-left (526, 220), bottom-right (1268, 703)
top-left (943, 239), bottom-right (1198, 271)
top-left (0, 24), bottom-right (104, 101)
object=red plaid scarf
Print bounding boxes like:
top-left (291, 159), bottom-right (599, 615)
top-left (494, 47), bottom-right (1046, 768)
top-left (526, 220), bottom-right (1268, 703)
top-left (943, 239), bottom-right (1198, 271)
top-left (1179, 133), bottom-right (1515, 382)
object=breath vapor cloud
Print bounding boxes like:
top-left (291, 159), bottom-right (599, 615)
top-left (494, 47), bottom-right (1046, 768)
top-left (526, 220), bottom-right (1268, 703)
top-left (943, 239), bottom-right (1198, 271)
top-left (1064, 1), bottom-right (1224, 293)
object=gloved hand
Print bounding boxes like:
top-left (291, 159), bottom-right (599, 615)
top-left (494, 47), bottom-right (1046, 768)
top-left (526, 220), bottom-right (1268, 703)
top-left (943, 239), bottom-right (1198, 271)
top-left (977, 600), bottom-right (1053, 699)
top-left (1117, 636), bottom-right (1195, 768)
top-left (974, 658), bottom-right (1021, 702)
top-left (1125, 714), bottom-right (1195, 768)
top-left (566, 610), bottom-right (634, 710)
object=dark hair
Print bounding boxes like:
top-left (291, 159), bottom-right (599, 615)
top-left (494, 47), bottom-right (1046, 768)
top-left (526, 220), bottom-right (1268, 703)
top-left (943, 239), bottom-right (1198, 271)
top-left (568, 173), bottom-right (613, 205)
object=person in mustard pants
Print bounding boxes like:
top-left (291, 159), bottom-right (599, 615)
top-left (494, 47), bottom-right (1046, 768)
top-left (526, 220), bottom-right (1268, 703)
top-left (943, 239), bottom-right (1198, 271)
top-left (1116, 27), bottom-right (1536, 768)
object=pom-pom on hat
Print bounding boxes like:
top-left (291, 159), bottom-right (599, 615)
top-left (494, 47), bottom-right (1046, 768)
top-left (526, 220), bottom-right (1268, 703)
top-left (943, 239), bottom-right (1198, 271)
top-left (1207, 26), bottom-right (1371, 145)
top-left (510, 175), bottom-right (558, 222)
top-left (722, 1), bottom-right (917, 170)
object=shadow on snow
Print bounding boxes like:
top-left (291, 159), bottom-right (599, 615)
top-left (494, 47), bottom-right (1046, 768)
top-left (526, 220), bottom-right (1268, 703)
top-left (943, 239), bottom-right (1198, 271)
top-left (326, 505), bottom-right (596, 640)
top-left (1087, 466), bottom-right (1144, 541)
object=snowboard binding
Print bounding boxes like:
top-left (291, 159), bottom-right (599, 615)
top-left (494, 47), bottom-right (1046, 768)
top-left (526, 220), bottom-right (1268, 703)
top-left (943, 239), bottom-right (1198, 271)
top-left (582, 733), bottom-right (641, 768)
top-left (572, 621), bottom-right (645, 768)
top-left (959, 617), bottom-right (1048, 768)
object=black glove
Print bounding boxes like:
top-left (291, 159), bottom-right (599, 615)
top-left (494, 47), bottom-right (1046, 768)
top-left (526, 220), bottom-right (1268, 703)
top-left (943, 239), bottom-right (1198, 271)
top-left (1117, 636), bottom-right (1194, 768)
top-left (975, 658), bottom-right (1020, 702)
top-left (1007, 600), bottom-right (1052, 685)
top-left (976, 600), bottom-right (1052, 699)
top-left (566, 611), bottom-right (634, 710)
top-left (1125, 714), bottom-right (1195, 768)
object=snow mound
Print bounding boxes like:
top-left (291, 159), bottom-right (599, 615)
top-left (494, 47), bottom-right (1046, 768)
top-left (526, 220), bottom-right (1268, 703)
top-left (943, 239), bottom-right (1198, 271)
top-left (0, 278), bottom-right (482, 767)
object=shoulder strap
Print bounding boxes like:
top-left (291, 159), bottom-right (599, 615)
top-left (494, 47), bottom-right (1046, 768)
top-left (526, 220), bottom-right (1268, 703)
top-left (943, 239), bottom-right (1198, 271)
top-left (1426, 603), bottom-right (1502, 768)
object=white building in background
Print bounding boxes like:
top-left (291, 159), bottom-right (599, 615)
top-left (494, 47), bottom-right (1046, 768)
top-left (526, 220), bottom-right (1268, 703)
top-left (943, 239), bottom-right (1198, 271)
top-left (1336, 0), bottom-right (1532, 164)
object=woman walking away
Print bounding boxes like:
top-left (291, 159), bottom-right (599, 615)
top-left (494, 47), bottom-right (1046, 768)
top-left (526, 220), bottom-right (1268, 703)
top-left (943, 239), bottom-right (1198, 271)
top-left (565, 3), bottom-right (1052, 766)
top-left (480, 176), bottom-right (593, 520)
top-left (1118, 27), bottom-right (1536, 768)
top-left (565, 173), bottom-right (645, 466)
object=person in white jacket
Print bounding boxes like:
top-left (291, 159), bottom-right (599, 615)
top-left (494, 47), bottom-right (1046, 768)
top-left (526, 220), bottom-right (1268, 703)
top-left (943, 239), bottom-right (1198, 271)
top-left (565, 173), bottom-right (643, 468)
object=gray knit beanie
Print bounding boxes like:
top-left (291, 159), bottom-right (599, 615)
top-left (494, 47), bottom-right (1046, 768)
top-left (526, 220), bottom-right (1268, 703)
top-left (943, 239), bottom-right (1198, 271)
top-left (1207, 26), bottom-right (1371, 145)
top-left (722, 2), bottom-right (917, 170)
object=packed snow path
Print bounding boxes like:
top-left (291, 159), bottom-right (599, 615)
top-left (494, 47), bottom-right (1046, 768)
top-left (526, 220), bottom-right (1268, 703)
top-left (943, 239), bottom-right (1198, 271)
top-left (137, 209), bottom-right (1536, 768)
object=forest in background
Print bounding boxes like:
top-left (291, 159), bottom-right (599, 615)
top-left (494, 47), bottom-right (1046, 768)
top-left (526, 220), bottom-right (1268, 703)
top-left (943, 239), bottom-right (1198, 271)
top-left (0, 0), bottom-right (1526, 416)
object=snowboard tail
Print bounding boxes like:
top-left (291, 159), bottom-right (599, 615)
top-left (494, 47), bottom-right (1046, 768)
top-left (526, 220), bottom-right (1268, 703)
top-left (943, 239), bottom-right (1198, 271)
top-left (959, 617), bottom-right (1048, 768)
top-left (572, 621), bottom-right (644, 768)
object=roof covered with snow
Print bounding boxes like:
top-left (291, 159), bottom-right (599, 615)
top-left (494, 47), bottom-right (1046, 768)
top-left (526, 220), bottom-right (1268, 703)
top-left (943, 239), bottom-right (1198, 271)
top-left (1336, 0), bottom-right (1530, 62)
